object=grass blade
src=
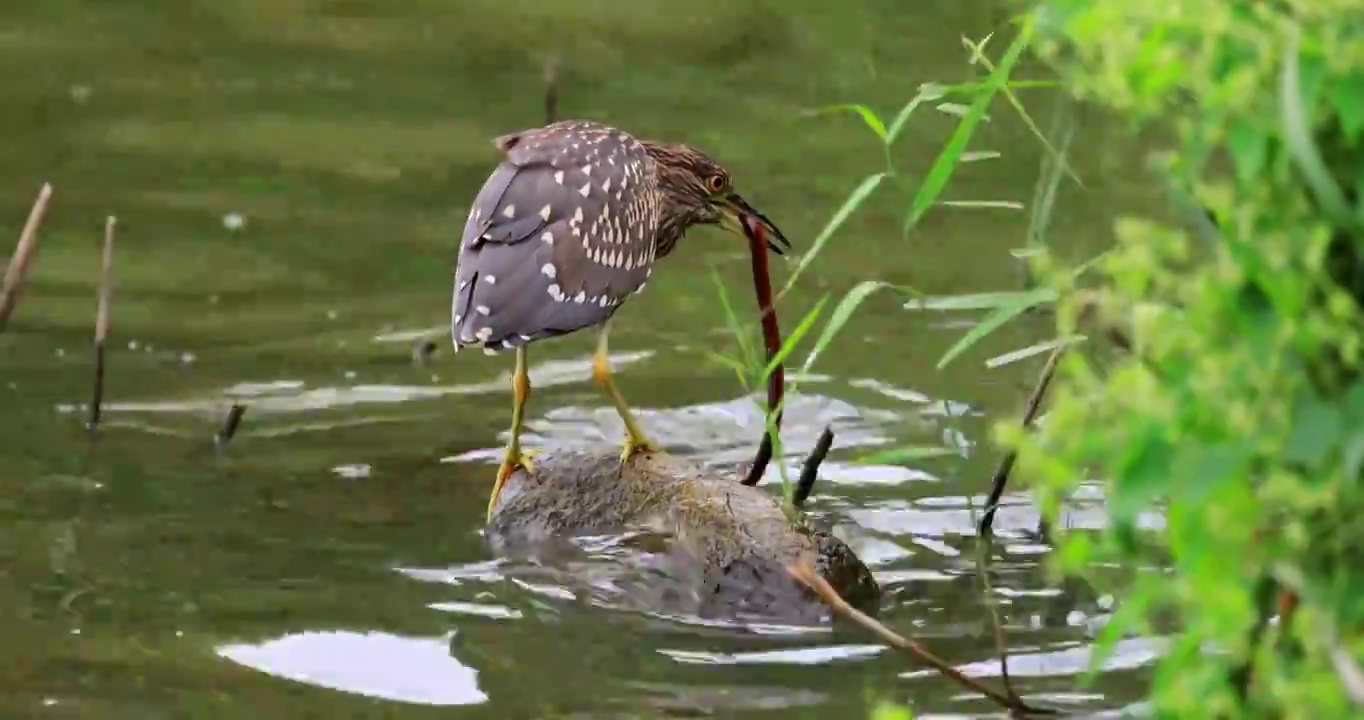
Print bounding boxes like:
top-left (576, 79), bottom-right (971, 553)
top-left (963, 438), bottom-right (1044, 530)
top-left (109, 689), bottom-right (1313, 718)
top-left (778, 172), bottom-right (888, 302)
top-left (800, 280), bottom-right (894, 375)
top-left (760, 294), bottom-right (828, 383)
top-left (904, 12), bottom-right (1038, 235)
top-left (905, 288), bottom-right (1058, 311)
top-left (808, 103), bottom-right (888, 142)
top-left (985, 334), bottom-right (1086, 369)
top-left (936, 286), bottom-right (1056, 369)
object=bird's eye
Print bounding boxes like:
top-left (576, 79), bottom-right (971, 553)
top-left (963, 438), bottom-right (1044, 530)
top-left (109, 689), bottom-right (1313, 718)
top-left (706, 174), bottom-right (728, 194)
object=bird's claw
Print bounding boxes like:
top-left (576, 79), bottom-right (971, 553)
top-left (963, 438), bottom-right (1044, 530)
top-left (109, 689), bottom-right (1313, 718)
top-left (618, 436), bottom-right (658, 465)
top-left (487, 448), bottom-right (539, 522)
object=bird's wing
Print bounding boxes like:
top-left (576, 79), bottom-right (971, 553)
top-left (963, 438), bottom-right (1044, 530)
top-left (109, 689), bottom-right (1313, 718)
top-left (452, 121), bottom-right (657, 351)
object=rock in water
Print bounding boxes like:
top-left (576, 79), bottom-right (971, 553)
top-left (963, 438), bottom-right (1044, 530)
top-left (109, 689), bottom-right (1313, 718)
top-left (485, 447), bottom-right (879, 623)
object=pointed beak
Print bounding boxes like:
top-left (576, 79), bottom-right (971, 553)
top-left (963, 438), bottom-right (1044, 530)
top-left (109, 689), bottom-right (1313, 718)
top-left (715, 193), bottom-right (791, 255)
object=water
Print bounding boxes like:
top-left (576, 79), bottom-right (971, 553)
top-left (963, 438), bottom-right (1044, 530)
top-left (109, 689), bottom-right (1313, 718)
top-left (1, 1), bottom-right (1163, 717)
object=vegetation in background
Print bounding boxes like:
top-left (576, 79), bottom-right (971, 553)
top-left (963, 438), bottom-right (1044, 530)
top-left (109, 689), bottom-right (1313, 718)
top-left (1008, 0), bottom-right (1364, 717)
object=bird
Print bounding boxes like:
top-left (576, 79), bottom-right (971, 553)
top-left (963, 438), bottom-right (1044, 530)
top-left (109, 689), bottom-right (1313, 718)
top-left (451, 119), bottom-right (790, 521)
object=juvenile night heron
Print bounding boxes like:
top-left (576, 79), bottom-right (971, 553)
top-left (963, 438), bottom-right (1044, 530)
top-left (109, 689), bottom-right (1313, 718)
top-left (451, 119), bottom-right (789, 519)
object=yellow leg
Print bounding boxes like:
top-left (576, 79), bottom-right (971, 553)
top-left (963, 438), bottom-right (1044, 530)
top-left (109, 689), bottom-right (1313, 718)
top-left (487, 346), bottom-right (537, 521)
top-left (593, 320), bottom-right (658, 462)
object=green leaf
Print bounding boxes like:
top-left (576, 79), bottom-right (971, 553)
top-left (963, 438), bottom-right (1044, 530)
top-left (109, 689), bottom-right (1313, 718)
top-left (1110, 433), bottom-right (1173, 521)
top-left (800, 280), bottom-right (895, 375)
top-left (935, 286), bottom-right (1057, 369)
top-left (1332, 71), bottom-right (1364, 141)
top-left (1170, 441), bottom-right (1250, 504)
top-left (1226, 117), bottom-right (1267, 188)
top-left (1284, 393), bottom-right (1343, 466)
top-left (777, 172), bottom-right (887, 302)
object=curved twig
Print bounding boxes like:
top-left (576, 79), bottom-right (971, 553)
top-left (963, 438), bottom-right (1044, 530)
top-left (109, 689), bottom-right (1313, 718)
top-left (786, 560), bottom-right (1061, 716)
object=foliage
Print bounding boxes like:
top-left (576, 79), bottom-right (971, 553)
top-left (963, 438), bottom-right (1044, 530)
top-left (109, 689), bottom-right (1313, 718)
top-left (1005, 0), bottom-right (1364, 717)
top-left (711, 18), bottom-right (1064, 503)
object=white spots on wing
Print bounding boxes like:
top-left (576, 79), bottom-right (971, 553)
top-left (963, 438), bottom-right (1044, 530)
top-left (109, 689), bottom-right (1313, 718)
top-left (453, 313), bottom-right (461, 324)
top-left (554, 170), bottom-right (565, 185)
top-left (572, 207), bottom-right (584, 224)
top-left (476, 305), bottom-right (490, 315)
top-left (636, 281), bottom-right (648, 295)
top-left (598, 296), bottom-right (610, 308)
top-left (520, 334), bottom-right (534, 342)
top-left (578, 183), bottom-right (591, 198)
top-left (573, 290), bottom-right (587, 304)
top-left (539, 204), bottom-right (552, 221)
top-left (581, 164), bottom-right (592, 176)
top-left (602, 177), bottom-right (612, 194)
top-left (502, 204), bottom-right (516, 218)
top-left (476, 327), bottom-right (493, 341)
top-left (458, 280), bottom-right (468, 290)
top-left (483, 274), bottom-right (496, 285)
top-left (541, 263), bottom-right (556, 279)
top-left (547, 283), bottom-right (564, 301)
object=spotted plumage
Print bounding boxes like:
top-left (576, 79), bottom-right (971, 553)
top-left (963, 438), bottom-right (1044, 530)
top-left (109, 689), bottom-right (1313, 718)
top-left (452, 120), bottom-right (663, 353)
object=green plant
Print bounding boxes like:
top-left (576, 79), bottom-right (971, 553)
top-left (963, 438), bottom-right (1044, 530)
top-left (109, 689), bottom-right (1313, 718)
top-left (1005, 0), bottom-right (1364, 717)
top-left (709, 17), bottom-right (1068, 507)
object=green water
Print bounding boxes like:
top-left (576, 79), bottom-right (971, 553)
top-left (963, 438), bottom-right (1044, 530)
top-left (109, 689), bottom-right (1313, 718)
top-left (1, 1), bottom-right (1162, 717)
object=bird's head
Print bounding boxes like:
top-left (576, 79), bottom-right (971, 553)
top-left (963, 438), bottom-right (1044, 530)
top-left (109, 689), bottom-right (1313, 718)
top-left (643, 142), bottom-right (791, 256)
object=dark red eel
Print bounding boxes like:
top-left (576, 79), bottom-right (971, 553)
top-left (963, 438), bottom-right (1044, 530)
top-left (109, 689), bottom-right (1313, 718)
top-left (740, 217), bottom-right (783, 487)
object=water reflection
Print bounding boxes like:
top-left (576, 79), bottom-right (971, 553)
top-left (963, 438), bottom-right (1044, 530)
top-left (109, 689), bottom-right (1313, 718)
top-left (216, 630), bottom-right (488, 706)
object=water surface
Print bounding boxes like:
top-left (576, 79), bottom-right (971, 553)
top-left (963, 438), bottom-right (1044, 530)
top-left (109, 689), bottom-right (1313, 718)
top-left (1, 1), bottom-right (1161, 717)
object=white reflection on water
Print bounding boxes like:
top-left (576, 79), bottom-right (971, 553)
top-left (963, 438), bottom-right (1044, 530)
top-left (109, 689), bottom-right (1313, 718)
top-left (216, 630), bottom-right (487, 706)
top-left (55, 351), bottom-right (653, 417)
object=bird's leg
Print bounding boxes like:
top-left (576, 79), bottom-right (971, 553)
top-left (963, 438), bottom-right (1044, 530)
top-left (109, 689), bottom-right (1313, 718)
top-left (593, 320), bottom-right (658, 463)
top-left (487, 345), bottom-right (537, 521)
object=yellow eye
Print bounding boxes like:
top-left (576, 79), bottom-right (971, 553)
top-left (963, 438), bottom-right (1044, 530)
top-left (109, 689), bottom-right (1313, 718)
top-left (706, 174), bottom-right (728, 193)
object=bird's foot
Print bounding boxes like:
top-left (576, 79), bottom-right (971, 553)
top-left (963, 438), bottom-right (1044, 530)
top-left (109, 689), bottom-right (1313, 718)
top-left (617, 434), bottom-right (659, 465)
top-left (487, 447), bottom-right (539, 522)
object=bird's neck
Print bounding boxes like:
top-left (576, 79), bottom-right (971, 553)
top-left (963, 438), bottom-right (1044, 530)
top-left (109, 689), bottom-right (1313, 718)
top-left (654, 213), bottom-right (688, 259)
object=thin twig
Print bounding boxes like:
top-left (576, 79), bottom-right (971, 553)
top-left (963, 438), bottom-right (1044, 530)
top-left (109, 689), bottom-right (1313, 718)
top-left (979, 344), bottom-right (1064, 537)
top-left (88, 217), bottom-right (116, 430)
top-left (786, 561), bottom-right (1060, 716)
top-left (0, 182), bottom-right (54, 332)
top-left (975, 540), bottom-right (1025, 708)
top-left (792, 426), bottom-right (834, 508)
top-left (544, 55), bottom-right (561, 125)
top-left (215, 403), bottom-right (248, 447)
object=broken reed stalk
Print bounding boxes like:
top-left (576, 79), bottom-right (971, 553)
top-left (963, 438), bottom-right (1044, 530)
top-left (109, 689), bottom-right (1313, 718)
top-left (87, 217), bottom-right (116, 430)
top-left (792, 425), bottom-right (833, 508)
top-left (0, 182), bottom-right (55, 332)
top-left (978, 345), bottom-right (1065, 537)
top-left (786, 561), bottom-right (1059, 716)
top-left (741, 219), bottom-right (784, 487)
top-left (215, 403), bottom-right (248, 447)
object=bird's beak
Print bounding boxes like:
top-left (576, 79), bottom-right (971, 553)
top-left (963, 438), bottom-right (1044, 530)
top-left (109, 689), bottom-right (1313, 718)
top-left (715, 193), bottom-right (791, 255)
